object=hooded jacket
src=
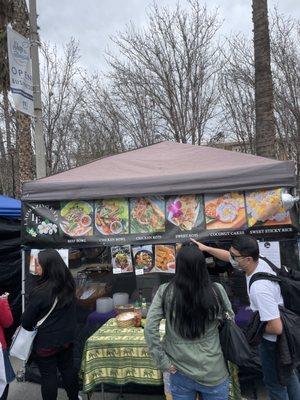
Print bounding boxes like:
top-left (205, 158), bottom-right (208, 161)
top-left (0, 298), bottom-right (13, 350)
top-left (246, 307), bottom-right (300, 385)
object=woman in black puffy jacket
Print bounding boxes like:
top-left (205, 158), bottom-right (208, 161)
top-left (22, 249), bottom-right (79, 400)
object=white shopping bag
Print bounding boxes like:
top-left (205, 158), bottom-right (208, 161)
top-left (10, 297), bottom-right (58, 361)
top-left (9, 326), bottom-right (37, 361)
top-left (0, 343), bottom-right (7, 397)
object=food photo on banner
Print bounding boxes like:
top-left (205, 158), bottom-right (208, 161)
top-left (111, 245), bottom-right (133, 274)
top-left (132, 245), bottom-right (154, 275)
top-left (130, 196), bottom-right (165, 234)
top-left (153, 245), bottom-right (176, 273)
top-left (166, 194), bottom-right (205, 232)
top-left (60, 200), bottom-right (94, 237)
top-left (95, 199), bottom-right (129, 236)
top-left (204, 192), bottom-right (247, 230)
top-left (245, 188), bottom-right (292, 227)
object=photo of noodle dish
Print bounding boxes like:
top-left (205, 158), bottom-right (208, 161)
top-left (111, 245), bottom-right (133, 273)
top-left (167, 195), bottom-right (203, 231)
top-left (95, 199), bottom-right (129, 235)
top-left (245, 188), bottom-right (291, 227)
top-left (204, 192), bottom-right (247, 230)
top-left (130, 196), bottom-right (165, 234)
top-left (60, 201), bottom-right (93, 237)
top-left (132, 245), bottom-right (153, 273)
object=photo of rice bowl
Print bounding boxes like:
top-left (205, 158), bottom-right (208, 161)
top-left (60, 201), bottom-right (93, 237)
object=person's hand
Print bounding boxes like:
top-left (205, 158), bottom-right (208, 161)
top-left (168, 365), bottom-right (177, 374)
top-left (190, 239), bottom-right (207, 252)
top-left (0, 292), bottom-right (9, 299)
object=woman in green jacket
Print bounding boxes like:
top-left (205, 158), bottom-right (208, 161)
top-left (144, 242), bottom-right (234, 400)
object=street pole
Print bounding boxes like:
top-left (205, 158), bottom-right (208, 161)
top-left (29, 0), bottom-right (47, 178)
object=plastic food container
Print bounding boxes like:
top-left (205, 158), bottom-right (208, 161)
top-left (96, 297), bottom-right (114, 313)
top-left (113, 292), bottom-right (129, 307)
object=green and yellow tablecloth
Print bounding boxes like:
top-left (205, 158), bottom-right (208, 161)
top-left (81, 318), bottom-right (241, 399)
top-left (81, 319), bottom-right (163, 392)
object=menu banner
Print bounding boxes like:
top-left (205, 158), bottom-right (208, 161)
top-left (22, 188), bottom-right (295, 248)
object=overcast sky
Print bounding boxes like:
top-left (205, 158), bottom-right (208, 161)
top-left (35, 0), bottom-right (300, 73)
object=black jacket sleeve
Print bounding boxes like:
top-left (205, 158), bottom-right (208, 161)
top-left (21, 292), bottom-right (48, 331)
top-left (276, 307), bottom-right (300, 385)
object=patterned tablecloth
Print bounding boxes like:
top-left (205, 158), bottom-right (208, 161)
top-left (81, 318), bottom-right (163, 392)
top-left (81, 318), bottom-right (241, 399)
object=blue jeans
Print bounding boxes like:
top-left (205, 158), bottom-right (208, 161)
top-left (260, 338), bottom-right (300, 400)
top-left (170, 370), bottom-right (229, 400)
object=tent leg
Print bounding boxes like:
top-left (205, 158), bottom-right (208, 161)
top-left (21, 249), bottom-right (26, 381)
top-left (21, 249), bottom-right (25, 313)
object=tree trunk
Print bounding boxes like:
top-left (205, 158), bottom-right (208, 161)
top-left (252, 0), bottom-right (276, 158)
top-left (3, 87), bottom-right (11, 150)
top-left (2, 87), bottom-right (15, 195)
top-left (15, 112), bottom-right (33, 191)
top-left (12, 0), bottom-right (34, 196)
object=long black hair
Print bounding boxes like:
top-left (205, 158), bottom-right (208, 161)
top-left (34, 249), bottom-right (75, 307)
top-left (162, 242), bottom-right (219, 339)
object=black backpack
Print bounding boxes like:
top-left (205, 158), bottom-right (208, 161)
top-left (249, 256), bottom-right (300, 315)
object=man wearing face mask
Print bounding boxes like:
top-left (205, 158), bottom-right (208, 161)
top-left (191, 235), bottom-right (300, 400)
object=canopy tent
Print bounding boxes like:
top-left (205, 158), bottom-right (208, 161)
top-left (0, 195), bottom-right (21, 218)
top-left (0, 196), bottom-right (22, 344)
top-left (22, 141), bottom-right (296, 202)
top-left (21, 142), bottom-right (298, 391)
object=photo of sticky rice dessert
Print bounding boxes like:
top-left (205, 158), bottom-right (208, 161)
top-left (245, 188), bottom-right (291, 227)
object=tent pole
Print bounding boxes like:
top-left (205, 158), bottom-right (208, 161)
top-left (20, 249), bottom-right (26, 382)
top-left (21, 249), bottom-right (25, 313)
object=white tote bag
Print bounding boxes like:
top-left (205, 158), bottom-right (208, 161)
top-left (0, 343), bottom-right (7, 397)
top-left (10, 297), bottom-right (58, 361)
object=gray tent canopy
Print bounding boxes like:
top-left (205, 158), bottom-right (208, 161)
top-left (22, 141), bottom-right (296, 201)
